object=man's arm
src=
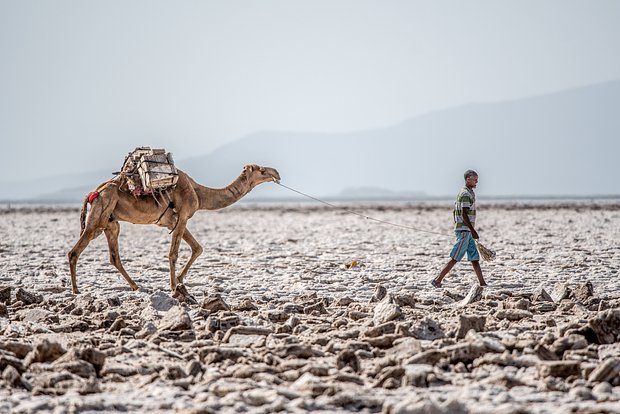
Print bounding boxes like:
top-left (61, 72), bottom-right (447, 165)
top-left (462, 207), bottom-right (479, 240)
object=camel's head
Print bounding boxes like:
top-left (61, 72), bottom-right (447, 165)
top-left (243, 164), bottom-right (281, 185)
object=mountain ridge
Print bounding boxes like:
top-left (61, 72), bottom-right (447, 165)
top-left (2, 80), bottom-right (619, 201)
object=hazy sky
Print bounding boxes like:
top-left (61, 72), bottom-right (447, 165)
top-left (2, 0), bottom-right (620, 181)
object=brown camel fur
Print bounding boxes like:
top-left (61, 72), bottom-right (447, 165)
top-left (68, 164), bottom-right (280, 294)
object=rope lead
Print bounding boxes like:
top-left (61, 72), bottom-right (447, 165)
top-left (274, 182), bottom-right (450, 238)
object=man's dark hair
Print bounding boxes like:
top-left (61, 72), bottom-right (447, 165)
top-left (464, 170), bottom-right (478, 180)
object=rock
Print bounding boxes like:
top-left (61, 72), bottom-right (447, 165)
top-left (402, 364), bottom-right (434, 387)
top-left (224, 328), bottom-right (271, 347)
top-left (507, 298), bottom-right (531, 310)
top-left (568, 385), bottom-right (595, 401)
top-left (0, 303), bottom-right (7, 317)
top-left (201, 294), bottom-right (230, 313)
top-left (136, 322), bottom-right (157, 339)
top-left (199, 347), bottom-right (246, 364)
top-left (303, 301), bottom-right (327, 315)
top-left (369, 285), bottom-right (387, 303)
top-left (163, 364), bottom-right (186, 380)
top-left (410, 318), bottom-right (444, 341)
top-left (15, 288), bottom-right (43, 305)
top-left (2, 364), bottom-right (21, 386)
top-left (53, 352), bottom-right (97, 378)
top-left (588, 309), bottom-right (620, 344)
top-left (219, 315), bottom-right (240, 332)
top-left (537, 361), bottom-right (581, 378)
top-left (0, 286), bottom-right (10, 305)
top-left (444, 342), bottom-right (487, 364)
top-left (107, 317), bottom-right (127, 333)
top-left (78, 348), bottom-right (106, 375)
top-left (186, 360), bottom-right (203, 377)
top-left (364, 322), bottom-right (396, 338)
top-left (592, 381), bottom-right (613, 399)
top-left (150, 291), bottom-right (179, 312)
top-left (495, 309), bottom-right (533, 321)
top-left (159, 306), bottom-right (193, 332)
top-left (404, 349), bottom-right (444, 365)
top-left (291, 372), bottom-right (331, 397)
top-left (534, 344), bottom-right (560, 361)
top-left (550, 283), bottom-right (571, 303)
top-left (373, 295), bottom-right (402, 325)
top-left (0, 340), bottom-right (33, 358)
top-left (532, 284), bottom-right (554, 303)
top-left (101, 363), bottom-right (139, 377)
top-left (349, 310), bottom-right (371, 321)
top-left (549, 334), bottom-right (588, 356)
top-left (23, 339), bottom-right (66, 366)
top-left (0, 354), bottom-right (25, 373)
top-left (394, 293), bottom-right (416, 308)
top-left (336, 349), bottom-right (361, 373)
top-left (387, 398), bottom-right (469, 414)
top-left (571, 281), bottom-right (594, 304)
top-left (79, 377), bottom-right (100, 395)
top-left (365, 334), bottom-right (400, 349)
top-left (456, 315), bottom-right (486, 339)
top-left (460, 285), bottom-right (483, 306)
top-left (275, 343), bottom-right (318, 359)
top-left (373, 366), bottom-right (405, 388)
top-left (480, 371), bottom-right (526, 389)
top-left (333, 296), bottom-right (354, 307)
top-left (588, 358), bottom-right (620, 384)
top-left (233, 298), bottom-right (258, 311)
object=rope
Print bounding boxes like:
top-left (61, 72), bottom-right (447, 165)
top-left (274, 182), bottom-right (450, 237)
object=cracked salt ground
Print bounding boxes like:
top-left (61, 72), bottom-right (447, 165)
top-left (0, 202), bottom-right (620, 413)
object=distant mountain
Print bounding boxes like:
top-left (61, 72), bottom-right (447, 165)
top-left (1, 80), bottom-right (619, 202)
top-left (180, 80), bottom-right (620, 198)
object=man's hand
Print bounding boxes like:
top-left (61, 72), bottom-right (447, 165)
top-left (471, 229), bottom-right (479, 240)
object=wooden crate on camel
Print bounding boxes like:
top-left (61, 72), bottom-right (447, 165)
top-left (120, 147), bottom-right (178, 196)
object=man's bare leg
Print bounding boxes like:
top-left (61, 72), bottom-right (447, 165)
top-left (472, 260), bottom-right (487, 286)
top-left (432, 258), bottom-right (458, 287)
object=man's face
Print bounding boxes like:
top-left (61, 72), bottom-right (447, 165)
top-left (466, 175), bottom-right (478, 188)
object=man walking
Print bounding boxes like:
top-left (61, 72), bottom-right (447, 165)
top-left (431, 170), bottom-right (487, 288)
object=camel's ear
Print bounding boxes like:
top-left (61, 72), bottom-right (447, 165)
top-left (244, 164), bottom-right (254, 172)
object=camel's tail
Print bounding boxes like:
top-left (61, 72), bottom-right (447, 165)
top-left (80, 190), bottom-right (101, 236)
top-left (79, 196), bottom-right (89, 236)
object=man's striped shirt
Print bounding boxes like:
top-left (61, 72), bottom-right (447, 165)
top-left (454, 186), bottom-right (476, 231)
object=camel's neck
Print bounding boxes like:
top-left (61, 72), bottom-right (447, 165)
top-left (194, 173), bottom-right (254, 210)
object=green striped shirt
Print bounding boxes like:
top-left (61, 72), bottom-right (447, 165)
top-left (454, 186), bottom-right (476, 231)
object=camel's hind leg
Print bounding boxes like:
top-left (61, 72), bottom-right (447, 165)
top-left (104, 221), bottom-right (139, 291)
top-left (177, 229), bottom-right (204, 285)
top-left (68, 227), bottom-right (103, 294)
top-left (68, 188), bottom-right (118, 294)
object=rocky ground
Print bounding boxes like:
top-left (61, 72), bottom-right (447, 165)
top-left (1, 202), bottom-right (620, 413)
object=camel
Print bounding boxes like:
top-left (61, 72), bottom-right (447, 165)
top-left (68, 164), bottom-right (280, 294)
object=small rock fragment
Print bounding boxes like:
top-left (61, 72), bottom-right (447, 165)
top-left (460, 285), bottom-right (483, 306)
top-left (201, 294), bottom-right (230, 313)
top-left (456, 315), bottom-right (486, 339)
top-left (15, 288), bottom-right (43, 305)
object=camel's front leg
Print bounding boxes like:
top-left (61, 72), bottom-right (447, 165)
top-left (177, 229), bottom-right (204, 284)
top-left (104, 221), bottom-right (139, 291)
top-left (168, 218), bottom-right (188, 292)
top-left (68, 227), bottom-right (103, 294)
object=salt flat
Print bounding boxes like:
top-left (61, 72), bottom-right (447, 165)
top-left (1, 202), bottom-right (619, 413)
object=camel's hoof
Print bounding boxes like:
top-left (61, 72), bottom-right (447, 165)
top-left (72, 289), bottom-right (80, 295)
top-left (130, 284), bottom-right (139, 291)
top-left (172, 284), bottom-right (198, 305)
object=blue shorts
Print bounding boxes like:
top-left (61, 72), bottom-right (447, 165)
top-left (450, 231), bottom-right (480, 262)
